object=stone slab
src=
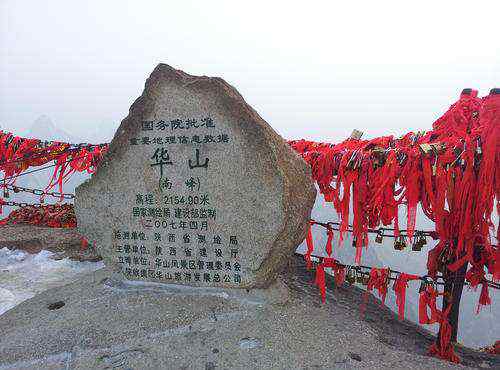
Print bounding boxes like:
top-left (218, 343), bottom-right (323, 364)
top-left (75, 64), bottom-right (316, 289)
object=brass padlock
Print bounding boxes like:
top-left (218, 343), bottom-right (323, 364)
top-left (355, 271), bottom-right (364, 284)
top-left (361, 274), bottom-right (370, 285)
top-left (412, 232), bottom-right (427, 251)
top-left (411, 232), bottom-right (422, 251)
top-left (394, 236), bottom-right (406, 251)
top-left (476, 138), bottom-right (482, 154)
top-left (375, 230), bottom-right (383, 244)
top-left (393, 238), bottom-right (401, 250)
top-left (418, 280), bottom-right (427, 293)
top-left (399, 236), bottom-right (407, 250)
top-left (3, 189), bottom-right (9, 198)
top-left (346, 269), bottom-right (356, 284)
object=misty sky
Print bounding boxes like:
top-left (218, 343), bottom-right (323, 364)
top-left (1, 0), bottom-right (499, 143)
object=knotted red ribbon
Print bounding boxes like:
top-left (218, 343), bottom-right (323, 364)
top-left (314, 257), bottom-right (345, 303)
top-left (366, 267), bottom-right (390, 305)
top-left (393, 272), bottom-right (420, 320)
top-left (305, 222), bottom-right (314, 270)
top-left (325, 226), bottom-right (334, 256)
top-left (418, 283), bottom-right (441, 325)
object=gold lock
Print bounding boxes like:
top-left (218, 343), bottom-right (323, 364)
top-left (346, 268), bottom-right (356, 284)
top-left (420, 234), bottom-right (427, 247)
top-left (412, 232), bottom-right (427, 251)
top-left (411, 232), bottom-right (422, 251)
top-left (375, 230), bottom-right (383, 244)
top-left (418, 280), bottom-right (427, 293)
top-left (355, 270), bottom-right (364, 284)
top-left (361, 274), bottom-right (370, 285)
top-left (350, 129), bottom-right (364, 140)
top-left (3, 189), bottom-right (9, 198)
top-left (394, 236), bottom-right (406, 250)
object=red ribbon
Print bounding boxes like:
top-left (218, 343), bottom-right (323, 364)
top-left (305, 222), bottom-right (314, 270)
top-left (314, 257), bottom-right (345, 303)
top-left (393, 272), bottom-right (420, 320)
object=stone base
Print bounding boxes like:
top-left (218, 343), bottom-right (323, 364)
top-left (0, 257), bottom-right (496, 370)
top-left (0, 225), bottom-right (101, 262)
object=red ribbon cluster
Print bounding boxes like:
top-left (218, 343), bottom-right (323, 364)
top-left (0, 203), bottom-right (76, 228)
top-left (312, 253), bottom-right (462, 363)
top-left (417, 283), bottom-right (459, 362)
top-left (0, 131), bottom-right (108, 203)
top-left (291, 91), bottom-right (499, 289)
top-left (0, 131), bottom-right (108, 227)
top-left (291, 92), bottom-right (499, 278)
top-left (298, 91), bottom-right (499, 364)
top-left (314, 257), bottom-right (346, 303)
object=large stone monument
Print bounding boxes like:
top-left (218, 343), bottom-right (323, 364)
top-left (75, 63), bottom-right (316, 289)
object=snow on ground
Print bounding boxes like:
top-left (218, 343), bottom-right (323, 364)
top-left (0, 247), bottom-right (104, 316)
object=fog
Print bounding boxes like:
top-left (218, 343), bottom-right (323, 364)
top-left (1, 0), bottom-right (499, 142)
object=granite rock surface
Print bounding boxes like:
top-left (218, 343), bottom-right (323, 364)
top-left (75, 64), bottom-right (316, 288)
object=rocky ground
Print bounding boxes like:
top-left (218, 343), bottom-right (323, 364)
top-left (0, 225), bottom-right (101, 262)
top-left (0, 248), bottom-right (498, 369)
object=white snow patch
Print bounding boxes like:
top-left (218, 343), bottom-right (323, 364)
top-left (0, 247), bottom-right (103, 316)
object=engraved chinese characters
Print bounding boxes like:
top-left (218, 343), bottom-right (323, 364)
top-left (75, 64), bottom-right (316, 288)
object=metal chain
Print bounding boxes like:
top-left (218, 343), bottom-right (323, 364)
top-left (0, 131), bottom-right (107, 151)
top-left (0, 147), bottom-right (77, 167)
top-left (1, 152), bottom-right (99, 182)
top-left (311, 219), bottom-right (434, 238)
top-left (1, 201), bottom-right (72, 208)
top-left (1, 184), bottom-right (75, 199)
top-left (308, 255), bottom-right (500, 290)
top-left (0, 142), bottom-right (108, 167)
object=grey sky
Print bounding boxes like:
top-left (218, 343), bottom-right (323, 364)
top-left (1, 0), bottom-right (499, 142)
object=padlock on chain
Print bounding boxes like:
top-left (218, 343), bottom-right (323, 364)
top-left (412, 237), bottom-right (422, 251)
top-left (394, 235), bottom-right (406, 250)
top-left (355, 269), bottom-right (364, 284)
top-left (412, 231), bottom-right (427, 251)
top-left (418, 279), bottom-right (427, 293)
top-left (3, 188), bottom-right (9, 198)
top-left (346, 268), bottom-right (356, 284)
top-left (375, 230), bottom-right (384, 244)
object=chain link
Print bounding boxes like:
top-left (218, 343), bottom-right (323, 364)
top-left (0, 131), bottom-right (107, 151)
top-left (1, 200), bottom-right (71, 208)
top-left (1, 184), bottom-right (75, 199)
top-left (308, 255), bottom-right (500, 289)
top-left (0, 143), bottom-right (108, 167)
top-left (311, 219), bottom-right (434, 238)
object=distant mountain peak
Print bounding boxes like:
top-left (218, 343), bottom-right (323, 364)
top-left (32, 115), bottom-right (54, 129)
top-left (28, 115), bottom-right (76, 143)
